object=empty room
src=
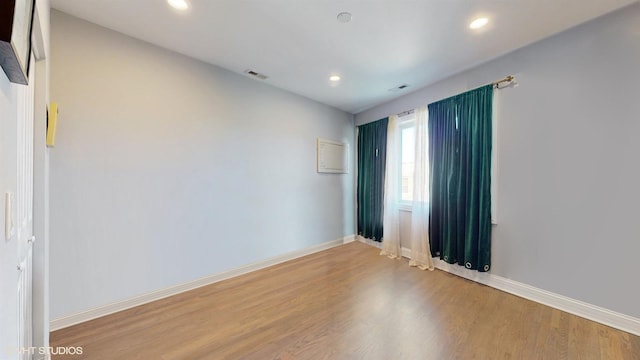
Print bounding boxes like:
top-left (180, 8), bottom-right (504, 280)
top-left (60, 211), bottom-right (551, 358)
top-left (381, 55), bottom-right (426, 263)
top-left (1, 0), bottom-right (639, 359)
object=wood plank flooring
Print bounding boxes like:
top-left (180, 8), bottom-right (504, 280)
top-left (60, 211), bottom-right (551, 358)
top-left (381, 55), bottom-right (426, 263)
top-left (50, 241), bottom-right (640, 359)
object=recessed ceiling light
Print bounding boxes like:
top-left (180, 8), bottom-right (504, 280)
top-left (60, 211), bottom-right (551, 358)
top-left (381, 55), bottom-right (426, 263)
top-left (469, 17), bottom-right (489, 29)
top-left (337, 12), bottom-right (352, 23)
top-left (329, 75), bottom-right (341, 82)
top-left (168, 0), bottom-right (189, 11)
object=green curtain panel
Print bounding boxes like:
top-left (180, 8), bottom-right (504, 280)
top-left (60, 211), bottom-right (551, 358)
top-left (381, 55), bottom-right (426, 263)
top-left (428, 85), bottom-right (492, 272)
top-left (357, 118), bottom-right (389, 241)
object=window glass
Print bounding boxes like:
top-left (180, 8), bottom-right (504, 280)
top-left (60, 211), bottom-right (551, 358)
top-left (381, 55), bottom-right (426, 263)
top-left (400, 122), bottom-right (415, 202)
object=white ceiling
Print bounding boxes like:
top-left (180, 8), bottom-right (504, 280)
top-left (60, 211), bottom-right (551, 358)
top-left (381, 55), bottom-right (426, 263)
top-left (50, 0), bottom-right (637, 114)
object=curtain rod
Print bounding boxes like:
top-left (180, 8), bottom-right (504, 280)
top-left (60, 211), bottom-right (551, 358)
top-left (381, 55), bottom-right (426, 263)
top-left (493, 75), bottom-right (516, 89)
top-left (397, 109), bottom-right (415, 117)
top-left (393, 75), bottom-right (517, 116)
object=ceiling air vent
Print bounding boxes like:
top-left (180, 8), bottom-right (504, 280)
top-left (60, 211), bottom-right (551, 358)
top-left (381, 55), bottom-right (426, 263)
top-left (388, 84), bottom-right (410, 92)
top-left (244, 69), bottom-right (268, 80)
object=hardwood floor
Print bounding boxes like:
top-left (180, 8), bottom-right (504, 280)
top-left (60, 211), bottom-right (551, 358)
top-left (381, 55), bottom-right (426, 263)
top-left (51, 241), bottom-right (640, 359)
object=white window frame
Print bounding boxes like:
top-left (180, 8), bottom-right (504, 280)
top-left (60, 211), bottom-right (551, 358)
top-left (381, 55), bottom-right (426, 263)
top-left (398, 113), bottom-right (415, 211)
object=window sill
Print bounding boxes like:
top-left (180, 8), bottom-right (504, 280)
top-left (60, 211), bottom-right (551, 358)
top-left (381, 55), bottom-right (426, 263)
top-left (398, 201), bottom-right (430, 212)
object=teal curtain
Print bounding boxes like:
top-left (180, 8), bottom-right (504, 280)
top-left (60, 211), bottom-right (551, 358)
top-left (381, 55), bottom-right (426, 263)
top-left (428, 85), bottom-right (492, 272)
top-left (357, 118), bottom-right (389, 241)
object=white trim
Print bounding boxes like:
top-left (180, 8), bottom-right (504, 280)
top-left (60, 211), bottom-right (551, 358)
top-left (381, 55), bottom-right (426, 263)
top-left (398, 203), bottom-right (413, 212)
top-left (431, 251), bottom-right (640, 336)
top-left (343, 234), bottom-right (356, 244)
top-left (401, 246), bottom-right (411, 258)
top-left (356, 235), bottom-right (383, 249)
top-left (482, 273), bottom-right (640, 336)
top-left (50, 236), bottom-right (353, 331)
top-left (31, 7), bottom-right (47, 61)
top-left (359, 239), bottom-right (640, 336)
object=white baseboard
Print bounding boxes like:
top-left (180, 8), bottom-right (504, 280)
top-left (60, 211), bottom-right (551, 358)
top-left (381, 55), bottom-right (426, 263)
top-left (433, 259), bottom-right (640, 335)
top-left (357, 238), bottom-right (640, 336)
top-left (356, 235), bottom-right (383, 248)
top-left (50, 236), bottom-right (353, 332)
top-left (482, 272), bottom-right (640, 336)
top-left (343, 234), bottom-right (356, 244)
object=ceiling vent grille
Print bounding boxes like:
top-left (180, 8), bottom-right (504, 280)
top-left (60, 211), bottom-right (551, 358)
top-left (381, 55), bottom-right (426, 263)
top-left (388, 84), bottom-right (410, 92)
top-left (244, 69), bottom-right (268, 80)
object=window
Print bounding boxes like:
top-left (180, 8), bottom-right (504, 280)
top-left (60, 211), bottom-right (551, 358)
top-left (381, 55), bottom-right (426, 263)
top-left (399, 114), bottom-right (415, 205)
top-left (401, 177), bottom-right (410, 196)
top-left (396, 110), bottom-right (430, 208)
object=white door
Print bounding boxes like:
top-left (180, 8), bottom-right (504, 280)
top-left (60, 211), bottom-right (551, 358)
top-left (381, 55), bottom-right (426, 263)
top-left (16, 53), bottom-right (36, 360)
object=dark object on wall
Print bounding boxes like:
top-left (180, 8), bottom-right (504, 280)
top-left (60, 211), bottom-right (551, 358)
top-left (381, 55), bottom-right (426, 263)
top-left (0, 0), bottom-right (36, 85)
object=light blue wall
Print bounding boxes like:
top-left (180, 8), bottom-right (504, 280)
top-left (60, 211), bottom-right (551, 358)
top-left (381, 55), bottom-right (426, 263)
top-left (356, 4), bottom-right (640, 318)
top-left (50, 11), bottom-right (355, 320)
